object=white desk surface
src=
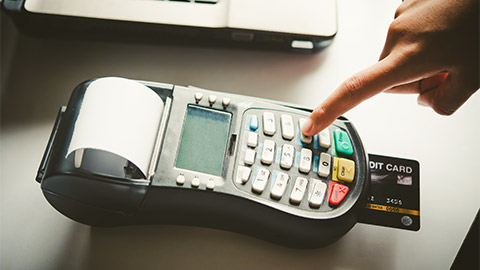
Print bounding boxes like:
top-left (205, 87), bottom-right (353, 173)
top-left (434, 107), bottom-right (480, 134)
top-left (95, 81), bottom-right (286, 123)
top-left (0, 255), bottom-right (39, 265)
top-left (1, 1), bottom-right (479, 269)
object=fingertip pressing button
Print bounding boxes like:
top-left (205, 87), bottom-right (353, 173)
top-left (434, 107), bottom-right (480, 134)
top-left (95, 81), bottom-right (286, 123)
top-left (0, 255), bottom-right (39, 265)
top-left (299, 118), bottom-right (312, 144)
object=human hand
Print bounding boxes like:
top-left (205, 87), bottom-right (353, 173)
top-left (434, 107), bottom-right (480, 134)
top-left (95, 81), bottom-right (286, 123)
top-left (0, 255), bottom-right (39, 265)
top-left (302, 0), bottom-right (479, 136)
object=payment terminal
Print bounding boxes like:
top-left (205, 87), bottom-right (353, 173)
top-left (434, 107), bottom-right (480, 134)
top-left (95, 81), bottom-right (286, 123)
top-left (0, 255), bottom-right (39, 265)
top-left (36, 77), bottom-right (369, 248)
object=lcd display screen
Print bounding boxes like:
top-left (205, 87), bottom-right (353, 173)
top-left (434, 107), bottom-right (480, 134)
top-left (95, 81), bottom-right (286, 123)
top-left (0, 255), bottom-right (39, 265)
top-left (175, 105), bottom-right (232, 176)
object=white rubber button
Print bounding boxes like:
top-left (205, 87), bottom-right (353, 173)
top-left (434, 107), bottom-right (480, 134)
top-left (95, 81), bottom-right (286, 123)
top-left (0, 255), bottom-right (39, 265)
top-left (299, 118), bottom-right (312, 144)
top-left (280, 144), bottom-right (295, 169)
top-left (299, 148), bottom-right (312, 173)
top-left (290, 177), bottom-right (308, 204)
top-left (247, 131), bottom-right (258, 148)
top-left (236, 166), bottom-right (252, 183)
top-left (208, 95), bottom-right (217, 105)
top-left (206, 179), bottom-right (215, 190)
top-left (263, 112), bottom-right (276, 136)
top-left (308, 179), bottom-right (327, 208)
top-left (176, 174), bottom-right (185, 185)
top-left (318, 152), bottom-right (331, 178)
top-left (191, 176), bottom-right (200, 187)
top-left (252, 168), bottom-right (270, 194)
top-left (194, 92), bottom-right (203, 103)
top-left (222, 97), bottom-right (231, 107)
top-left (244, 149), bottom-right (256, 165)
top-left (261, 140), bottom-right (275, 165)
top-left (280, 114), bottom-right (295, 140)
top-left (270, 172), bottom-right (289, 199)
top-left (319, 129), bottom-right (331, 148)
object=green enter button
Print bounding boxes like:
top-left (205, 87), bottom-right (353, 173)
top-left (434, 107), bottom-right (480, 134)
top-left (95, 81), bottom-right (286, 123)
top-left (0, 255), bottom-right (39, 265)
top-left (334, 129), bottom-right (353, 156)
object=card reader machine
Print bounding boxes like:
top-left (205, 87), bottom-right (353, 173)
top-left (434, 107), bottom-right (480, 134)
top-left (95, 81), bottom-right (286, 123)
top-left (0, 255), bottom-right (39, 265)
top-left (36, 77), bottom-right (369, 248)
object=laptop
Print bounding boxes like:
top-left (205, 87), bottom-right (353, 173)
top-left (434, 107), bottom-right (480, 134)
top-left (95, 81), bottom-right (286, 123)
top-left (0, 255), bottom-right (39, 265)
top-left (3, 0), bottom-right (337, 52)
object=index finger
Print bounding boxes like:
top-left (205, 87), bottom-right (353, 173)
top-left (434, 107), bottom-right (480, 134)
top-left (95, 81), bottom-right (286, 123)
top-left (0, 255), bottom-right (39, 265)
top-left (302, 54), bottom-right (413, 136)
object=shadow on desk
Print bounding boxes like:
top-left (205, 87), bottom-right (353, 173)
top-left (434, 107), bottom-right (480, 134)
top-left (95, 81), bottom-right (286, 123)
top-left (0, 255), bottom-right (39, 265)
top-left (61, 224), bottom-right (394, 270)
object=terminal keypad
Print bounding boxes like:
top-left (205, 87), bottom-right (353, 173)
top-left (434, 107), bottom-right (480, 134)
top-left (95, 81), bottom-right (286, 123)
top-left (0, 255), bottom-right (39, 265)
top-left (235, 109), bottom-right (358, 212)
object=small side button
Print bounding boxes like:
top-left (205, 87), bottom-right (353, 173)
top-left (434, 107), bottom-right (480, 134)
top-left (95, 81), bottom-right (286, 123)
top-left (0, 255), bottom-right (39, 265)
top-left (208, 95), bottom-right (217, 106)
top-left (206, 179), bottom-right (215, 190)
top-left (191, 176), bottom-right (200, 188)
top-left (222, 97), bottom-right (231, 108)
top-left (176, 174), bottom-right (185, 185)
top-left (194, 92), bottom-right (203, 103)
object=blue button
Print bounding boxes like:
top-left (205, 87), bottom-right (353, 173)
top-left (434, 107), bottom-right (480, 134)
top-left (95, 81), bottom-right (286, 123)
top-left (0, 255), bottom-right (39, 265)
top-left (249, 115), bottom-right (258, 131)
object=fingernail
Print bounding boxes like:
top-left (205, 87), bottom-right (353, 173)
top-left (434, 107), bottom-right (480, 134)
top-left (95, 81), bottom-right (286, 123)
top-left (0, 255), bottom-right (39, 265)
top-left (417, 97), bottom-right (428, 107)
top-left (301, 117), bottom-right (313, 134)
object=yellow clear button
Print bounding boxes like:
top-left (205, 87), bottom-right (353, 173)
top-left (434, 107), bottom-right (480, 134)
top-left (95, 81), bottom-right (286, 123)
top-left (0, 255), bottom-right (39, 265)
top-left (337, 158), bottom-right (355, 182)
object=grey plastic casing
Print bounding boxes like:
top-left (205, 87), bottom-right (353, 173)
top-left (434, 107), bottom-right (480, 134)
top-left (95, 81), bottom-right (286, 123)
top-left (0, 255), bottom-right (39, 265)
top-left (37, 78), bottom-right (369, 248)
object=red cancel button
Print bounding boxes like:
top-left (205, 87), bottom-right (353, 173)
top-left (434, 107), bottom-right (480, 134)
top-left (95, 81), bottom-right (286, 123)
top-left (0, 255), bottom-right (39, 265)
top-left (328, 182), bottom-right (349, 206)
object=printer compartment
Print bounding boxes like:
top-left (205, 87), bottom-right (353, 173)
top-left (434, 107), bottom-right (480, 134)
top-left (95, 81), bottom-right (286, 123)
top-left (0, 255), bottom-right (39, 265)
top-left (36, 77), bottom-right (173, 226)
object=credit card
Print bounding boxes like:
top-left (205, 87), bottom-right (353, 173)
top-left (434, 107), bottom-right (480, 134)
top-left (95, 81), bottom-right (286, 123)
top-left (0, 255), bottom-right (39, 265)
top-left (358, 154), bottom-right (420, 231)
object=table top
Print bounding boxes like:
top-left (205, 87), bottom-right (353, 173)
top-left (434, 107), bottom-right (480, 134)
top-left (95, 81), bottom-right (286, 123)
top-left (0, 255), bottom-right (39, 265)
top-left (1, 1), bottom-right (479, 269)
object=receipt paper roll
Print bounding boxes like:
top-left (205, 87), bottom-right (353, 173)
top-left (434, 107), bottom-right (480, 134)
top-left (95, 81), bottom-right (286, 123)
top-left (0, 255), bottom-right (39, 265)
top-left (67, 77), bottom-right (164, 178)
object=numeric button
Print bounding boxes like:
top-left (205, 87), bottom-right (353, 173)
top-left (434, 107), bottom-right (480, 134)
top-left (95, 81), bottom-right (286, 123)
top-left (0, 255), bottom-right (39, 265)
top-left (299, 118), bottom-right (312, 144)
top-left (280, 114), bottom-right (294, 140)
top-left (290, 177), bottom-right (308, 204)
top-left (261, 140), bottom-right (275, 165)
top-left (318, 129), bottom-right (331, 148)
top-left (308, 179), bottom-right (327, 208)
top-left (280, 144), bottom-right (295, 169)
top-left (318, 152), bottom-right (331, 178)
top-left (252, 169), bottom-right (270, 194)
top-left (270, 173), bottom-right (289, 199)
top-left (299, 148), bottom-right (312, 173)
top-left (263, 112), bottom-right (276, 136)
